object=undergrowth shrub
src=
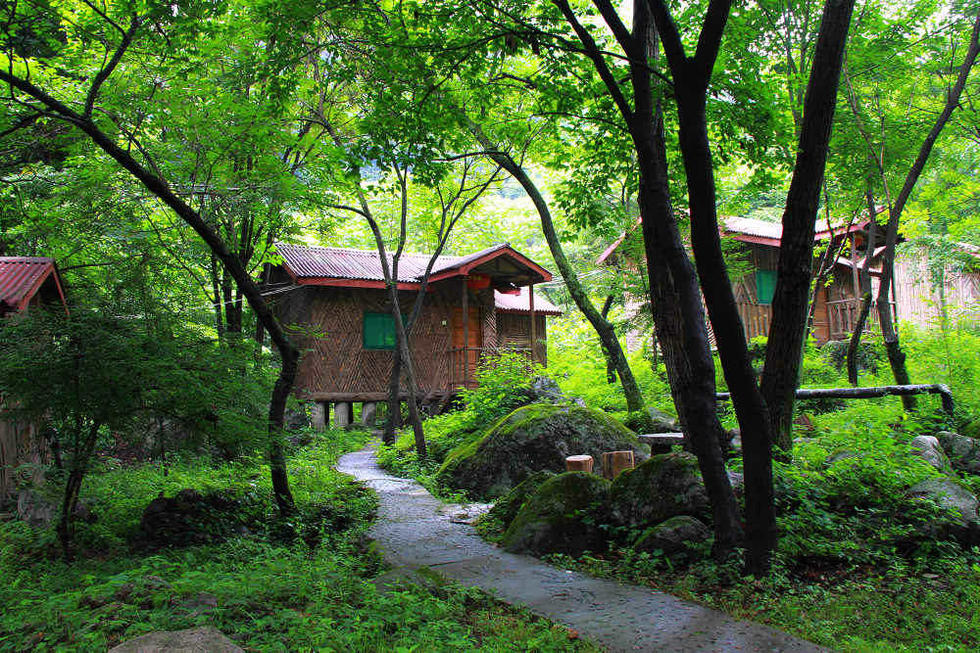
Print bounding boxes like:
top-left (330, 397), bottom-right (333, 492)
top-left (379, 352), bottom-right (546, 488)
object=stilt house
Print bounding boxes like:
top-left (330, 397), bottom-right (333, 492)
top-left (0, 257), bottom-right (68, 498)
top-left (597, 216), bottom-right (891, 346)
top-left (270, 242), bottom-right (562, 424)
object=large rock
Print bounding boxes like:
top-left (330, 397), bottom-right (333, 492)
top-left (623, 407), bottom-right (679, 435)
top-left (437, 404), bottom-right (647, 499)
top-left (484, 471), bottom-right (555, 531)
top-left (109, 626), bottom-right (243, 652)
top-left (907, 478), bottom-right (980, 542)
top-left (138, 489), bottom-right (257, 549)
top-left (500, 472), bottom-right (611, 556)
top-left (17, 489), bottom-right (94, 529)
top-left (633, 515), bottom-right (711, 556)
top-left (610, 452), bottom-right (709, 528)
top-left (910, 435), bottom-right (953, 473)
top-left (936, 431), bottom-right (980, 475)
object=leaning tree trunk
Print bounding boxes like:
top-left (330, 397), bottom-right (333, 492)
top-left (874, 11), bottom-right (980, 408)
top-left (467, 123), bottom-right (645, 413)
top-left (600, 295), bottom-right (618, 384)
top-left (632, 104), bottom-right (743, 560)
top-left (0, 73), bottom-right (300, 516)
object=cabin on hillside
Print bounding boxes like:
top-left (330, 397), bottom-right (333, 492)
top-left (269, 242), bottom-right (562, 426)
top-left (597, 216), bottom-right (891, 347)
top-left (0, 257), bottom-right (68, 499)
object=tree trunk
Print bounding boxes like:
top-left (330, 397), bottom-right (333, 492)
top-left (760, 0), bottom-right (856, 453)
top-left (600, 295), bottom-right (618, 384)
top-left (57, 421), bottom-right (100, 561)
top-left (846, 192), bottom-right (879, 385)
top-left (384, 352), bottom-right (402, 444)
top-left (873, 11), bottom-right (980, 407)
top-left (210, 254), bottom-right (224, 341)
top-left (633, 100), bottom-right (743, 560)
top-left (467, 125), bottom-right (645, 413)
top-left (0, 75), bottom-right (301, 516)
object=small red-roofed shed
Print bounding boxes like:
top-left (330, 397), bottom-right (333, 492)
top-left (0, 256), bottom-right (68, 317)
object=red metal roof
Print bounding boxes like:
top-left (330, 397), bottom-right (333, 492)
top-left (597, 216), bottom-right (872, 265)
top-left (494, 287), bottom-right (562, 316)
top-left (0, 257), bottom-right (67, 314)
top-left (276, 242), bottom-right (552, 287)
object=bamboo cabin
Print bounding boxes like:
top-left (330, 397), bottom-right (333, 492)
top-left (270, 242), bottom-right (562, 425)
top-left (597, 216), bottom-right (891, 347)
top-left (0, 257), bottom-right (68, 499)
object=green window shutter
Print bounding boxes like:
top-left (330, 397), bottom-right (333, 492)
top-left (363, 312), bottom-right (397, 350)
top-left (755, 270), bottom-right (777, 305)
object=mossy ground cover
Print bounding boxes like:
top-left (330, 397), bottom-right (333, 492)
top-left (0, 428), bottom-right (593, 652)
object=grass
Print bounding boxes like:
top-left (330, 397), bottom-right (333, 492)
top-left (0, 428), bottom-right (595, 652)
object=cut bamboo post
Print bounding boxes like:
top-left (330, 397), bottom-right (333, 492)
top-left (601, 450), bottom-right (635, 479)
top-left (565, 455), bottom-right (594, 473)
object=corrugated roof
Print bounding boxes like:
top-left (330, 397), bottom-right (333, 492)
top-left (276, 242), bottom-right (551, 285)
top-left (276, 242), bottom-right (441, 283)
top-left (724, 216), bottom-right (783, 240)
top-left (494, 287), bottom-right (562, 316)
top-left (0, 257), bottom-right (63, 313)
top-left (598, 216), bottom-right (870, 265)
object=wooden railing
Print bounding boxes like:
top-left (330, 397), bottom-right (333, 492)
top-left (826, 298), bottom-right (897, 341)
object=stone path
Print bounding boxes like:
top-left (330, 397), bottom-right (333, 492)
top-left (337, 443), bottom-right (827, 653)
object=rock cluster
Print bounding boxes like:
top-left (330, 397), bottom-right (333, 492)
top-left (437, 403), bottom-right (647, 499)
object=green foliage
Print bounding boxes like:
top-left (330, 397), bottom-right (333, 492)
top-left (0, 429), bottom-right (591, 652)
top-left (547, 315), bottom-right (673, 415)
top-left (378, 352), bottom-right (549, 496)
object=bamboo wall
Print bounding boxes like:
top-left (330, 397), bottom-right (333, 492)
top-left (892, 254), bottom-right (980, 329)
top-left (276, 283), bottom-right (497, 399)
top-left (497, 313), bottom-right (548, 366)
top-left (0, 411), bottom-right (41, 499)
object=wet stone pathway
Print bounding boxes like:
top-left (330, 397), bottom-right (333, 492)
top-left (337, 443), bottom-right (827, 653)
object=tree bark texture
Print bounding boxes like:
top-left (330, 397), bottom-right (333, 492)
top-left (760, 0), bottom-right (856, 452)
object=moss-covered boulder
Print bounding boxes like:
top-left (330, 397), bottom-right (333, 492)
top-left (633, 515), bottom-right (711, 556)
top-left (437, 403), bottom-right (647, 499)
top-left (500, 472), bottom-right (611, 556)
top-left (484, 471), bottom-right (555, 533)
top-left (623, 407), bottom-right (678, 434)
top-left (610, 452), bottom-right (709, 528)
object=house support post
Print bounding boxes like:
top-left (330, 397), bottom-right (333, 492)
top-left (334, 402), bottom-right (351, 428)
top-left (462, 277), bottom-right (469, 389)
top-left (529, 283), bottom-right (537, 363)
top-left (311, 402), bottom-right (327, 432)
top-left (361, 402), bottom-right (377, 427)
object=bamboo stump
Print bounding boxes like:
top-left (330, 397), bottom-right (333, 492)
top-left (601, 451), bottom-right (635, 479)
top-left (565, 455), bottom-right (594, 473)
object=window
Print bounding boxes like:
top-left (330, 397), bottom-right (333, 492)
top-left (363, 312), bottom-right (397, 350)
top-left (755, 270), bottom-right (777, 306)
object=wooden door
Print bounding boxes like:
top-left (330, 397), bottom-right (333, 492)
top-left (451, 307), bottom-right (482, 388)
